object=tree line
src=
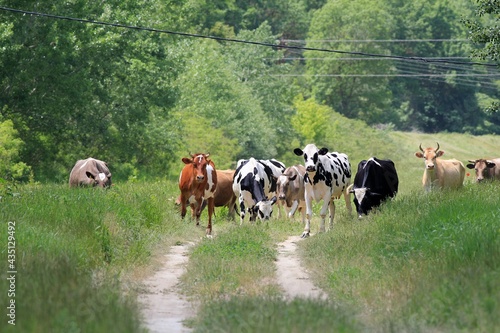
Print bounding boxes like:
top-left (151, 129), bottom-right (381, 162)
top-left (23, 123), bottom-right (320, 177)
top-left (0, 0), bottom-right (499, 182)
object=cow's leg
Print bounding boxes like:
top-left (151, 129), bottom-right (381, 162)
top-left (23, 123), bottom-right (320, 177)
top-left (328, 200), bottom-right (336, 231)
top-left (343, 187), bottom-right (352, 217)
top-left (302, 196), bottom-right (313, 238)
top-left (289, 200), bottom-right (299, 218)
top-left (299, 206), bottom-right (306, 224)
top-left (206, 197), bottom-right (215, 237)
top-left (238, 197), bottom-right (246, 225)
top-left (194, 198), bottom-right (203, 225)
top-left (180, 196), bottom-right (187, 219)
top-left (318, 198), bottom-right (330, 233)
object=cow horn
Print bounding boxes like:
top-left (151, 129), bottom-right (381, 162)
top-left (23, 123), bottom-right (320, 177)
top-left (419, 144), bottom-right (424, 152)
top-left (435, 142), bottom-right (440, 153)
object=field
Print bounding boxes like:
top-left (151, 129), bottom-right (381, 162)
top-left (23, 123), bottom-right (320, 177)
top-left (1, 131), bottom-right (500, 332)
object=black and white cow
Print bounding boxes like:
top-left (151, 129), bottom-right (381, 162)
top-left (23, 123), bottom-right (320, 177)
top-left (233, 158), bottom-right (278, 223)
top-left (293, 144), bottom-right (352, 238)
top-left (348, 157), bottom-right (399, 218)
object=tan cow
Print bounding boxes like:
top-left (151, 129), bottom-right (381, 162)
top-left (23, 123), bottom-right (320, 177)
top-left (466, 158), bottom-right (500, 183)
top-left (415, 143), bottom-right (465, 192)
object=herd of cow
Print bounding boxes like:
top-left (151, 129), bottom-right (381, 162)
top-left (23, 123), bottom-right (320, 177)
top-left (69, 142), bottom-right (500, 238)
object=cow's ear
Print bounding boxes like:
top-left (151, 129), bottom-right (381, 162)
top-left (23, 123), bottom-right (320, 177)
top-left (318, 148), bottom-right (329, 155)
top-left (182, 157), bottom-right (193, 164)
top-left (486, 161), bottom-right (496, 168)
top-left (269, 196), bottom-right (277, 205)
top-left (415, 152), bottom-right (424, 158)
top-left (86, 171), bottom-right (96, 180)
top-left (436, 151), bottom-right (445, 157)
top-left (466, 164), bottom-right (475, 169)
top-left (293, 148), bottom-right (303, 156)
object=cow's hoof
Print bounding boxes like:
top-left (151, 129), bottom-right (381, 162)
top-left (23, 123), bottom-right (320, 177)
top-left (301, 232), bottom-right (310, 238)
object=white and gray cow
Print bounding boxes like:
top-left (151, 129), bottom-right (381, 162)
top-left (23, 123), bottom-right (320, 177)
top-left (233, 158), bottom-right (279, 224)
top-left (69, 157), bottom-right (112, 188)
top-left (294, 144), bottom-right (352, 237)
top-left (276, 164), bottom-right (306, 223)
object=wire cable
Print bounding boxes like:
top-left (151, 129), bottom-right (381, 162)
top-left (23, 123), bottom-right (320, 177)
top-left (0, 6), bottom-right (498, 68)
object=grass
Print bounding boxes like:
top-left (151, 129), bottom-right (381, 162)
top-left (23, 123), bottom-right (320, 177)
top-left (1, 130), bottom-right (500, 332)
top-left (0, 181), bottom-right (201, 333)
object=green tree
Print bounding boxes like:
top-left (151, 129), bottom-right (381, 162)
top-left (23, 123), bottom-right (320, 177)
top-left (172, 38), bottom-right (278, 166)
top-left (387, 0), bottom-right (492, 133)
top-left (0, 118), bottom-right (32, 181)
top-left (305, 0), bottom-right (396, 125)
top-left (291, 94), bottom-right (328, 144)
top-left (463, 0), bottom-right (500, 113)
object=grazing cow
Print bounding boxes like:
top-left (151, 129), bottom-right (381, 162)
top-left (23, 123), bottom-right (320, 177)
top-left (213, 169), bottom-right (237, 218)
top-left (415, 143), bottom-right (465, 192)
top-left (233, 158), bottom-right (278, 223)
top-left (178, 153), bottom-right (217, 236)
top-left (276, 165), bottom-right (306, 223)
top-left (348, 157), bottom-right (399, 218)
top-left (466, 158), bottom-right (500, 183)
top-left (69, 157), bottom-right (112, 188)
top-left (293, 144), bottom-right (352, 238)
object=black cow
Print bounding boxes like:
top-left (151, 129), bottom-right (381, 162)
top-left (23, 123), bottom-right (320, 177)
top-left (349, 157), bottom-right (398, 218)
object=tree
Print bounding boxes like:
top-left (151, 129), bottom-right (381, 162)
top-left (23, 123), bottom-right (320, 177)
top-left (291, 94), bottom-right (328, 144)
top-left (463, 0), bottom-right (500, 112)
top-left (305, 0), bottom-right (396, 125)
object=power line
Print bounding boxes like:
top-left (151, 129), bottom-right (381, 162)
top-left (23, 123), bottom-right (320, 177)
top-left (0, 6), bottom-right (498, 68)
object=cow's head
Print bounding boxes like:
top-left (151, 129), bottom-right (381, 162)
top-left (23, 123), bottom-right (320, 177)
top-left (182, 153), bottom-right (211, 183)
top-left (277, 174), bottom-right (297, 201)
top-left (415, 143), bottom-right (444, 170)
top-left (294, 144), bottom-right (328, 173)
top-left (86, 171), bottom-right (112, 188)
top-left (253, 196), bottom-right (277, 220)
top-left (467, 159), bottom-right (496, 182)
top-left (350, 187), bottom-right (383, 218)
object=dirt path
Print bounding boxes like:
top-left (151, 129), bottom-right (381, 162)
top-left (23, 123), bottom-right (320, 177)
top-left (138, 235), bottom-right (326, 332)
top-left (275, 235), bottom-right (327, 300)
top-left (138, 242), bottom-right (196, 333)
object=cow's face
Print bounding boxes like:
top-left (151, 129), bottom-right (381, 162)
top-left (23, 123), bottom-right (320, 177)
top-left (467, 159), bottom-right (496, 182)
top-left (294, 144), bottom-right (328, 173)
top-left (182, 153), bottom-right (210, 183)
top-left (254, 196), bottom-right (277, 220)
top-left (415, 143), bottom-right (444, 171)
top-left (277, 174), bottom-right (297, 200)
top-left (86, 171), bottom-right (112, 188)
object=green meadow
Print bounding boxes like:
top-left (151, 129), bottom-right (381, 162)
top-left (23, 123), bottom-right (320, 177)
top-left (1, 130), bottom-right (500, 332)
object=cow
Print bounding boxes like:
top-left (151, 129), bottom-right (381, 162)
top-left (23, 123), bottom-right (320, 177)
top-left (293, 144), bottom-right (352, 238)
top-left (466, 158), bottom-right (500, 183)
top-left (276, 165), bottom-right (306, 223)
top-left (175, 169), bottom-right (237, 219)
top-left (232, 157), bottom-right (278, 224)
top-left (69, 157), bottom-right (112, 188)
top-left (415, 143), bottom-right (465, 192)
top-left (178, 153), bottom-right (217, 236)
top-left (347, 157), bottom-right (399, 218)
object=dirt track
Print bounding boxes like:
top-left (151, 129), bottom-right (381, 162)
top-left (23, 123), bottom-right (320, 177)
top-left (138, 235), bottom-right (326, 332)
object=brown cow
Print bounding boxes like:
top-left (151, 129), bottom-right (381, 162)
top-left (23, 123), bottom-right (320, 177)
top-left (175, 169), bottom-right (236, 219)
top-left (213, 169), bottom-right (237, 219)
top-left (69, 158), bottom-right (112, 188)
top-left (276, 165), bottom-right (306, 223)
top-left (178, 153), bottom-right (217, 236)
top-left (415, 143), bottom-right (465, 192)
top-left (466, 158), bottom-right (500, 183)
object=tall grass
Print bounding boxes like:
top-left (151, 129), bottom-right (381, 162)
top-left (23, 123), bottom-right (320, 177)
top-left (300, 183), bottom-right (500, 332)
top-left (0, 181), bottom-right (199, 333)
